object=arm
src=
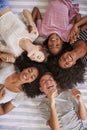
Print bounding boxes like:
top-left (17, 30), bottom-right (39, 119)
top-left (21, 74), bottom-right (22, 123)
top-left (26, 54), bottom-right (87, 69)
top-left (47, 89), bottom-right (60, 130)
top-left (74, 40), bottom-right (87, 58)
top-left (70, 88), bottom-right (87, 120)
top-left (0, 52), bottom-right (15, 63)
top-left (0, 85), bottom-right (15, 115)
top-left (70, 14), bottom-right (81, 26)
top-left (0, 102), bottom-right (15, 115)
top-left (75, 16), bottom-right (87, 28)
top-left (23, 9), bottom-right (37, 33)
top-left (0, 84), bottom-right (5, 100)
top-left (23, 9), bottom-right (34, 26)
top-left (68, 16), bottom-right (87, 44)
top-left (77, 94), bottom-right (87, 120)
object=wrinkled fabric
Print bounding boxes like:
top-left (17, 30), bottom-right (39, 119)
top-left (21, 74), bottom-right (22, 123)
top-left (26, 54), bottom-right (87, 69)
top-left (39, 90), bottom-right (84, 130)
top-left (37, 0), bottom-right (79, 42)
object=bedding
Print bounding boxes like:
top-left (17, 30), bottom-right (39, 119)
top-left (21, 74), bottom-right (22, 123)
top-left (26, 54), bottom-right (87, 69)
top-left (0, 0), bottom-right (87, 130)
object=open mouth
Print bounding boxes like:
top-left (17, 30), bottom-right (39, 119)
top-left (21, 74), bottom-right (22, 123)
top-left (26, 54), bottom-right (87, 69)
top-left (22, 73), bottom-right (28, 80)
top-left (67, 54), bottom-right (73, 61)
top-left (47, 85), bottom-right (54, 89)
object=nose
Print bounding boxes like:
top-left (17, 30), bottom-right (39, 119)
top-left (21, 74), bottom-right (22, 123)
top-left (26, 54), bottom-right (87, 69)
top-left (30, 54), bottom-right (35, 60)
top-left (52, 40), bottom-right (57, 44)
top-left (46, 80), bottom-right (51, 86)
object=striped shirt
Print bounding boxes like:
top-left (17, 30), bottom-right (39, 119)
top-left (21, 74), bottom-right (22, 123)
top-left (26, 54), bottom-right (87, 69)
top-left (75, 30), bottom-right (87, 66)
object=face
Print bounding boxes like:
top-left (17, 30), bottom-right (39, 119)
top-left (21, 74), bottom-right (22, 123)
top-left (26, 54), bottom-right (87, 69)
top-left (28, 45), bottom-right (45, 62)
top-left (48, 34), bottom-right (63, 55)
top-left (20, 67), bottom-right (39, 83)
top-left (29, 51), bottom-right (45, 62)
top-left (39, 73), bottom-right (57, 95)
top-left (58, 52), bottom-right (76, 68)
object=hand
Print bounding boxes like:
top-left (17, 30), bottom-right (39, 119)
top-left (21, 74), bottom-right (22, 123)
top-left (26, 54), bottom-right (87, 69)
top-left (23, 9), bottom-right (37, 34)
top-left (0, 84), bottom-right (5, 100)
top-left (28, 25), bottom-right (37, 34)
top-left (70, 88), bottom-right (82, 101)
top-left (47, 88), bottom-right (58, 106)
top-left (68, 24), bottom-right (80, 44)
top-left (28, 25), bottom-right (33, 33)
top-left (0, 53), bottom-right (16, 63)
top-left (75, 93), bottom-right (82, 102)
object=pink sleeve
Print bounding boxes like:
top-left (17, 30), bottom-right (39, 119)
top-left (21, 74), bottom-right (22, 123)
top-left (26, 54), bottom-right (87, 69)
top-left (69, 4), bottom-right (79, 21)
top-left (61, 0), bottom-right (79, 22)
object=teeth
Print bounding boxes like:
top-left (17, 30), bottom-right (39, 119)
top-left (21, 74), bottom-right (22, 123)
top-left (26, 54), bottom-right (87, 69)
top-left (68, 55), bottom-right (72, 61)
top-left (52, 38), bottom-right (56, 41)
top-left (47, 86), bottom-right (53, 89)
top-left (23, 74), bottom-right (27, 80)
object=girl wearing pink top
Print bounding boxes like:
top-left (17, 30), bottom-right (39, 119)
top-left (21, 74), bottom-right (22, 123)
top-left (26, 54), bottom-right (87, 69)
top-left (32, 0), bottom-right (80, 55)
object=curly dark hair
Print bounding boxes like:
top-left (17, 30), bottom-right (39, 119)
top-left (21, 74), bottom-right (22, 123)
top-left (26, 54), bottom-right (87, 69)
top-left (47, 43), bottom-right (85, 89)
top-left (14, 51), bottom-right (49, 98)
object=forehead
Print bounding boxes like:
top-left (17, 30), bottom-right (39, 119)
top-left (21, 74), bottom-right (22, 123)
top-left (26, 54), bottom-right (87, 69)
top-left (40, 74), bottom-right (53, 81)
top-left (26, 67), bottom-right (38, 72)
top-left (27, 66), bottom-right (35, 69)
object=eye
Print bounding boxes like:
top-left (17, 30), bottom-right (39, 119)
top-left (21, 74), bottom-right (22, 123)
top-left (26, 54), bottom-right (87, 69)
top-left (49, 77), bottom-right (54, 81)
top-left (40, 80), bottom-right (46, 84)
top-left (31, 74), bottom-right (36, 80)
top-left (28, 69), bottom-right (31, 73)
top-left (64, 62), bottom-right (70, 67)
top-left (37, 56), bottom-right (41, 59)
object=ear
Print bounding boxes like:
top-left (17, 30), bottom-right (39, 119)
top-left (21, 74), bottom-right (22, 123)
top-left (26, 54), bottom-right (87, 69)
top-left (74, 61), bottom-right (76, 65)
top-left (39, 87), bottom-right (43, 92)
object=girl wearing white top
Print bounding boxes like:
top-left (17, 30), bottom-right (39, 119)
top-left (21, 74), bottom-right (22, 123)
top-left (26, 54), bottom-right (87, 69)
top-left (0, 0), bottom-right (46, 63)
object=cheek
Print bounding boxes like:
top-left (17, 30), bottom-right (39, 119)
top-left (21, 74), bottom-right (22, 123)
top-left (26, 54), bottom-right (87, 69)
top-left (48, 41), bottom-right (52, 46)
top-left (41, 54), bottom-right (45, 61)
top-left (71, 61), bottom-right (76, 66)
top-left (53, 48), bottom-right (60, 54)
top-left (28, 78), bottom-right (34, 83)
top-left (39, 86), bottom-right (44, 92)
top-left (58, 59), bottom-right (62, 64)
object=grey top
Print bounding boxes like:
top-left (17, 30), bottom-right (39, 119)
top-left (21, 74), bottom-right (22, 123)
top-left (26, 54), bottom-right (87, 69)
top-left (39, 90), bottom-right (84, 130)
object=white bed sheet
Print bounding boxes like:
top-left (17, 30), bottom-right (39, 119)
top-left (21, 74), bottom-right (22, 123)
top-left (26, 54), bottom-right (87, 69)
top-left (0, 0), bottom-right (87, 130)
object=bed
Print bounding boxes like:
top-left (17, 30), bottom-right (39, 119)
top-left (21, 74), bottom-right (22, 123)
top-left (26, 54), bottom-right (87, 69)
top-left (0, 0), bottom-right (87, 130)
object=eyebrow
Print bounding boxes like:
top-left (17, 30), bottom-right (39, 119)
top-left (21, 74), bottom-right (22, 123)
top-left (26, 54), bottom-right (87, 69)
top-left (28, 68), bottom-right (32, 72)
top-left (40, 76), bottom-right (53, 82)
top-left (32, 74), bottom-right (36, 79)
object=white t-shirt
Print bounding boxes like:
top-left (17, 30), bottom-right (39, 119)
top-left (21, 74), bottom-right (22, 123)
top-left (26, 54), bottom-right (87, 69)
top-left (0, 11), bottom-right (39, 56)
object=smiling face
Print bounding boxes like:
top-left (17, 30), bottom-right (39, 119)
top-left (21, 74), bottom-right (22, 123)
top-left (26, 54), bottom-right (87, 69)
top-left (39, 73), bottom-right (57, 95)
top-left (58, 51), bottom-right (77, 68)
top-left (28, 45), bottom-right (45, 63)
top-left (48, 34), bottom-right (63, 55)
top-left (29, 51), bottom-right (45, 63)
top-left (20, 67), bottom-right (39, 83)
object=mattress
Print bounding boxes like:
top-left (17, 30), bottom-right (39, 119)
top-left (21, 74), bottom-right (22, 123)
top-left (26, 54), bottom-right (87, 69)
top-left (0, 0), bottom-right (87, 130)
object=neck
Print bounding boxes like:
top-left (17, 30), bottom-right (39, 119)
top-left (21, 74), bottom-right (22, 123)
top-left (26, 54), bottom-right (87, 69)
top-left (14, 72), bottom-right (23, 86)
top-left (19, 38), bottom-right (35, 53)
top-left (73, 41), bottom-right (87, 60)
top-left (72, 49), bottom-right (82, 60)
top-left (5, 72), bottom-right (23, 92)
